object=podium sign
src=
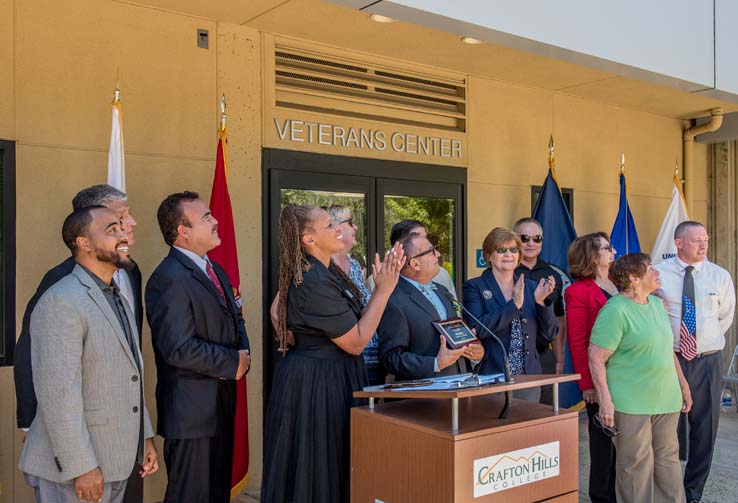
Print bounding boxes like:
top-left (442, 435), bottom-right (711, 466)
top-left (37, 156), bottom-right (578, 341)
top-left (474, 441), bottom-right (561, 497)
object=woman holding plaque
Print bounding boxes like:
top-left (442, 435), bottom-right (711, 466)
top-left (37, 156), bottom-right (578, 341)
top-left (565, 232), bottom-right (618, 503)
top-left (261, 204), bottom-right (404, 503)
top-left (461, 227), bottom-right (557, 401)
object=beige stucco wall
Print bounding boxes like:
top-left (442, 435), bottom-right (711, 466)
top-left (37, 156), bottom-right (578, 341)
top-left (0, 1), bottom-right (714, 502)
top-left (465, 76), bottom-right (706, 274)
top-left (0, 1), bottom-right (262, 501)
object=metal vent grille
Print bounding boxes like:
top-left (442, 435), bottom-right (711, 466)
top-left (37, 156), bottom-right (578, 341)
top-left (274, 45), bottom-right (467, 132)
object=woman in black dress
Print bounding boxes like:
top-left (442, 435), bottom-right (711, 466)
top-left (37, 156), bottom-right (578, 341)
top-left (262, 204), bottom-right (404, 503)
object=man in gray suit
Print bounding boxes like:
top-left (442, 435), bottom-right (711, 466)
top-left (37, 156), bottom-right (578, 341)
top-left (19, 206), bottom-right (158, 503)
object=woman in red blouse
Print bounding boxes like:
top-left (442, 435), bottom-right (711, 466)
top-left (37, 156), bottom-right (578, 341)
top-left (565, 232), bottom-right (618, 503)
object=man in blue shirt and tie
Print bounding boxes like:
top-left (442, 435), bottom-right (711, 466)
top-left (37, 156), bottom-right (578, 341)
top-left (378, 232), bottom-right (483, 381)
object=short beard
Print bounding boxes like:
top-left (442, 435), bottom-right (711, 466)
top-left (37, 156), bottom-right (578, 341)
top-left (95, 248), bottom-right (134, 271)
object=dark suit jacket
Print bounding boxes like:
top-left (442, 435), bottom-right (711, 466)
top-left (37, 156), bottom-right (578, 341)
top-left (462, 268), bottom-right (557, 375)
top-left (564, 278), bottom-right (608, 391)
top-left (378, 277), bottom-right (469, 382)
top-left (145, 247), bottom-right (249, 439)
top-left (14, 257), bottom-right (143, 428)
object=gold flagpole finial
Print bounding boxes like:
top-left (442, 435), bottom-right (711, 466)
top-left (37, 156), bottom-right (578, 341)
top-left (220, 94), bottom-right (227, 132)
top-left (548, 134), bottom-right (555, 171)
top-left (675, 157), bottom-right (679, 177)
top-left (620, 152), bottom-right (625, 173)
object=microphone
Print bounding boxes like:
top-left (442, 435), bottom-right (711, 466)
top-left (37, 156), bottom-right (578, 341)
top-left (450, 298), bottom-right (513, 386)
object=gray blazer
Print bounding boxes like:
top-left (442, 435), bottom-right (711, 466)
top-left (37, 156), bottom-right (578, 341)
top-left (19, 265), bottom-right (154, 483)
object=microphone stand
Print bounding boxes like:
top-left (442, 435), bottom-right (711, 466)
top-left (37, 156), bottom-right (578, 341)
top-left (450, 298), bottom-right (514, 419)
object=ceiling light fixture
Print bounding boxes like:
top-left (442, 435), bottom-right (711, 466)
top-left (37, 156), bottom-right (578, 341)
top-left (370, 14), bottom-right (398, 23)
top-left (461, 37), bottom-right (483, 45)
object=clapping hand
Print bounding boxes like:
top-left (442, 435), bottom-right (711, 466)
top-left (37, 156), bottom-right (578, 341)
top-left (513, 274), bottom-right (525, 309)
top-left (534, 275), bottom-right (556, 306)
top-left (373, 242), bottom-right (406, 294)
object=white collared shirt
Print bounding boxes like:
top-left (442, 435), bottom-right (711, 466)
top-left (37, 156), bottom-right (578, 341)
top-left (113, 269), bottom-right (134, 314)
top-left (174, 245), bottom-right (211, 276)
top-left (654, 256), bottom-right (735, 353)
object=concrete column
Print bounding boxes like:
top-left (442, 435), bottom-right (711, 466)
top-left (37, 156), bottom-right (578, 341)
top-left (708, 141), bottom-right (738, 369)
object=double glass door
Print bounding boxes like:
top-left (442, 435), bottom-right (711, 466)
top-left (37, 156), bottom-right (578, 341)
top-left (264, 149), bottom-right (465, 398)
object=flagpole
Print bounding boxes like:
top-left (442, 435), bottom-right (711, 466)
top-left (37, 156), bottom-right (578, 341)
top-left (621, 152), bottom-right (627, 254)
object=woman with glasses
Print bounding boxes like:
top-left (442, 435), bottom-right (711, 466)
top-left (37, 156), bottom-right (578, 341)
top-left (462, 227), bottom-right (558, 401)
top-left (564, 232), bottom-right (618, 503)
top-left (324, 204), bottom-right (382, 385)
top-left (262, 205), bottom-right (404, 503)
top-left (589, 253), bottom-right (692, 503)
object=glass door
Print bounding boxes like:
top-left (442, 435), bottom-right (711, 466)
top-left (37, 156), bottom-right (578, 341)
top-left (378, 179), bottom-right (463, 290)
top-left (266, 169), bottom-right (375, 397)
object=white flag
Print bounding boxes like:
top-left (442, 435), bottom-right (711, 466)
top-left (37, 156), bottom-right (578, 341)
top-left (107, 100), bottom-right (125, 191)
top-left (651, 176), bottom-right (688, 264)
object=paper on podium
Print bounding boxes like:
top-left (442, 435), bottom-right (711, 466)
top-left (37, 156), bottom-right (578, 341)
top-left (363, 373), bottom-right (505, 392)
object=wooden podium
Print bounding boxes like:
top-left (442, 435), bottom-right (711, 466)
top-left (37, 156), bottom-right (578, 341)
top-left (351, 374), bottom-right (580, 503)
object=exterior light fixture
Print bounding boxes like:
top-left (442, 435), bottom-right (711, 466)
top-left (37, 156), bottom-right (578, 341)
top-left (369, 14), bottom-right (398, 23)
top-left (461, 37), bottom-right (483, 45)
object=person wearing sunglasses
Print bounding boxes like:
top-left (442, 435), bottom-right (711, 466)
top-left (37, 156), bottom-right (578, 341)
top-left (324, 204), bottom-right (381, 384)
top-left (378, 232), bottom-right (484, 382)
top-left (462, 227), bottom-right (558, 401)
top-left (564, 232), bottom-right (618, 503)
top-left (589, 253), bottom-right (692, 503)
top-left (513, 217), bottom-right (567, 405)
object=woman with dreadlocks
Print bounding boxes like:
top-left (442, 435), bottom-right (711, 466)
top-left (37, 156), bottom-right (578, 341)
top-left (261, 204), bottom-right (404, 503)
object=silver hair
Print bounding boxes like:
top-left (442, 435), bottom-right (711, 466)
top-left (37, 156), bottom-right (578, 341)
top-left (322, 204), bottom-right (350, 223)
top-left (72, 184), bottom-right (127, 210)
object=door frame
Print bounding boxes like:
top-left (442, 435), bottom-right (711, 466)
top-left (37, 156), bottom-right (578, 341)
top-left (261, 148), bottom-right (467, 401)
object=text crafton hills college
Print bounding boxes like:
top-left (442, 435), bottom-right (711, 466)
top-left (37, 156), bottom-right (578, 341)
top-left (274, 118), bottom-right (463, 159)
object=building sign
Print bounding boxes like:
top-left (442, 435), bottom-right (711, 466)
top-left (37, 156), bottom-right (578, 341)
top-left (473, 441), bottom-right (560, 497)
top-left (274, 118), bottom-right (463, 160)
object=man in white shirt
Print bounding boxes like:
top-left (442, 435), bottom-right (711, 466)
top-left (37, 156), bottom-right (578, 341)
top-left (654, 221), bottom-right (735, 503)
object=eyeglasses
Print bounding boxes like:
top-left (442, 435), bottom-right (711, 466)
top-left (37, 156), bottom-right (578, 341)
top-left (520, 234), bottom-right (543, 244)
top-left (338, 217), bottom-right (353, 226)
top-left (495, 247), bottom-right (520, 254)
top-left (599, 245), bottom-right (613, 252)
top-left (411, 245), bottom-right (437, 259)
top-left (592, 413), bottom-right (620, 437)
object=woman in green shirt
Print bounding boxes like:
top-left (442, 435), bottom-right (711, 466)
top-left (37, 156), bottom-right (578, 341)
top-left (589, 253), bottom-right (692, 503)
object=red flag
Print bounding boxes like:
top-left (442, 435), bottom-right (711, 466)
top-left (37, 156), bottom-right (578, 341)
top-left (209, 127), bottom-right (249, 498)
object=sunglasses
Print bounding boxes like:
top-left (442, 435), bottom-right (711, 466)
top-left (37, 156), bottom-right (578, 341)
top-left (495, 246), bottom-right (520, 254)
top-left (520, 234), bottom-right (543, 244)
top-left (592, 413), bottom-right (620, 437)
top-left (338, 217), bottom-right (353, 226)
top-left (411, 245), bottom-right (437, 260)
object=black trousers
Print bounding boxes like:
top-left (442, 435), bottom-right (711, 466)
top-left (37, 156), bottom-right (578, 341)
top-left (538, 348), bottom-right (555, 405)
top-left (586, 403), bottom-right (617, 503)
top-left (678, 351), bottom-right (723, 501)
top-left (163, 383), bottom-right (236, 503)
top-left (122, 465), bottom-right (143, 503)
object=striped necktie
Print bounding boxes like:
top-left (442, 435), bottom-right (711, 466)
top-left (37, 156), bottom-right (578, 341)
top-left (679, 265), bottom-right (697, 360)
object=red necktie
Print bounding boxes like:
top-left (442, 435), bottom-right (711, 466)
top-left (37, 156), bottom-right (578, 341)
top-left (206, 261), bottom-right (227, 303)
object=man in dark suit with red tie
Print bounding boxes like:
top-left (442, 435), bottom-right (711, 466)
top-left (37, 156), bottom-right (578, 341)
top-left (145, 191), bottom-right (251, 503)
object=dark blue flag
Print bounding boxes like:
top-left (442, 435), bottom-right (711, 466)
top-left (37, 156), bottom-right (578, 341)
top-left (532, 168), bottom-right (581, 409)
top-left (610, 173), bottom-right (641, 258)
top-left (532, 169), bottom-right (577, 272)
